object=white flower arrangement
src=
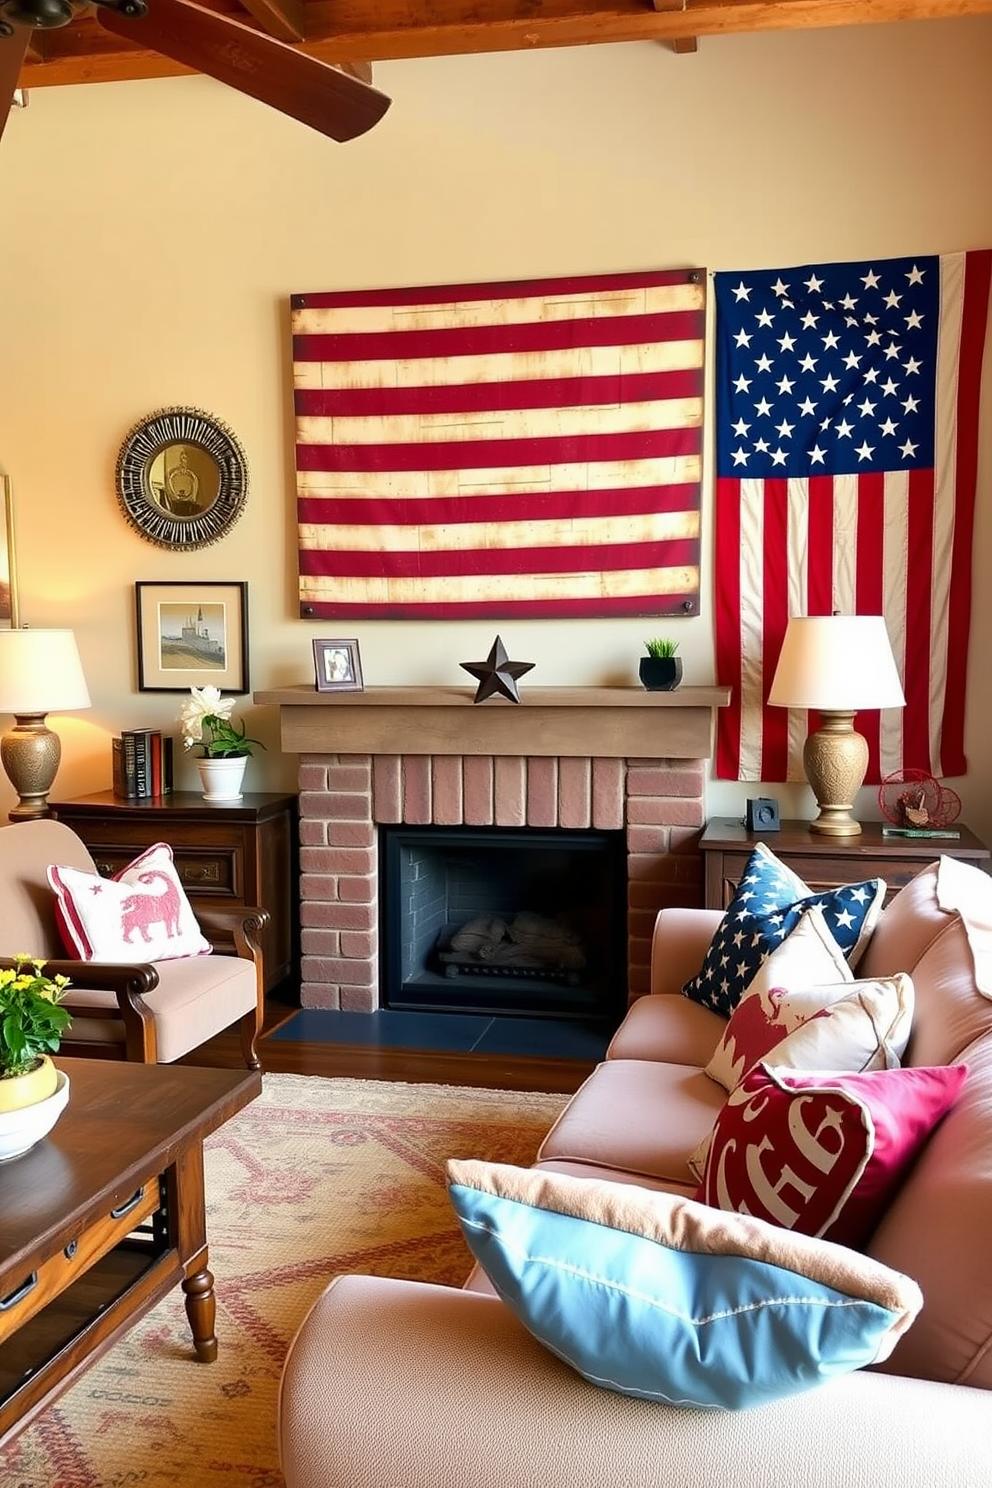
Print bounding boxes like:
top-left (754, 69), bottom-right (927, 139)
top-left (178, 686), bottom-right (265, 759)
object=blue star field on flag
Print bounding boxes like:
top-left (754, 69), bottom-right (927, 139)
top-left (682, 844), bottom-right (886, 1017)
top-left (715, 256), bottom-right (940, 480)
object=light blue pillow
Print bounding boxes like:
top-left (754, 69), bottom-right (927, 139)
top-left (447, 1160), bottom-right (920, 1411)
top-left (682, 841), bottom-right (886, 1017)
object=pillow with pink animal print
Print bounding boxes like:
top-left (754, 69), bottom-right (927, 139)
top-left (48, 842), bottom-right (211, 963)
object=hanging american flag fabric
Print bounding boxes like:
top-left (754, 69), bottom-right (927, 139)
top-left (291, 268), bottom-right (705, 619)
top-left (714, 250), bottom-right (992, 784)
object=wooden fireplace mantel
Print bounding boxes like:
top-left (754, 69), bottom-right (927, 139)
top-left (253, 685), bottom-right (731, 760)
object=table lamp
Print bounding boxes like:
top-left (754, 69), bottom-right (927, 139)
top-left (768, 614), bottom-right (905, 838)
top-left (0, 629), bottom-right (91, 821)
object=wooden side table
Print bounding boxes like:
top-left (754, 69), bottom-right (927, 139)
top-left (700, 817), bottom-right (990, 909)
top-left (50, 791), bottom-right (299, 997)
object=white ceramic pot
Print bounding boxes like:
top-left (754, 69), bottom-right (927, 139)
top-left (197, 756), bottom-right (248, 801)
top-left (0, 1069), bottom-right (70, 1161)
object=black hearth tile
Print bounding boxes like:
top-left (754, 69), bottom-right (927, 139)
top-left (264, 1007), bottom-right (614, 1059)
top-left (471, 1018), bottom-right (612, 1061)
top-left (266, 1008), bottom-right (493, 1050)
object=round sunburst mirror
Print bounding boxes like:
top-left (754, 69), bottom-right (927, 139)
top-left (116, 406), bottom-right (248, 551)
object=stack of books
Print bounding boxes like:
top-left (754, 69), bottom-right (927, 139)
top-left (112, 729), bottom-right (175, 800)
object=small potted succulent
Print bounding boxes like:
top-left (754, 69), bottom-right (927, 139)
top-left (178, 685), bottom-right (266, 801)
top-left (0, 955), bottom-right (73, 1157)
top-left (639, 639), bottom-right (683, 692)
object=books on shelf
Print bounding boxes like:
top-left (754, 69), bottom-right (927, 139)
top-left (112, 729), bottom-right (174, 800)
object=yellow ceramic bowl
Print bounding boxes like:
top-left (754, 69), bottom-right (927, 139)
top-left (0, 1054), bottom-right (59, 1114)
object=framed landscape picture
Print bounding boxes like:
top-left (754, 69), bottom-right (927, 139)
top-left (135, 580), bottom-right (249, 693)
top-left (0, 476), bottom-right (20, 628)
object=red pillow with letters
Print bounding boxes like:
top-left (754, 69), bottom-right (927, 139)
top-left (695, 1062), bottom-right (968, 1249)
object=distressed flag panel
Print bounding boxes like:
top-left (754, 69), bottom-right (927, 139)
top-left (714, 250), bottom-right (992, 784)
top-left (291, 269), bottom-right (705, 619)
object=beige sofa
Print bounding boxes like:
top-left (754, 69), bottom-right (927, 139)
top-left (279, 858), bottom-right (992, 1488)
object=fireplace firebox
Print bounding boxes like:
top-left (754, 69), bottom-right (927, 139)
top-left (380, 825), bottom-right (627, 1023)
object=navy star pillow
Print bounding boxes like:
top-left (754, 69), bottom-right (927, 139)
top-left (683, 842), bottom-right (886, 1018)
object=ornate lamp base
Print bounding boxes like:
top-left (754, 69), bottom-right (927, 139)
top-left (803, 711), bottom-right (868, 837)
top-left (0, 713), bottom-right (62, 821)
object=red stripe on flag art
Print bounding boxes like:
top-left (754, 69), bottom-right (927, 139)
top-left (714, 250), bottom-right (992, 783)
top-left (291, 269), bottom-right (705, 619)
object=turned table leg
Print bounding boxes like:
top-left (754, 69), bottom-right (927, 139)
top-left (182, 1254), bottom-right (218, 1362)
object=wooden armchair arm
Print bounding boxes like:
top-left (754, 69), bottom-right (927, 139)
top-left (194, 904), bottom-right (270, 962)
top-left (0, 954), bottom-right (158, 997)
top-left (193, 906), bottom-right (269, 1069)
top-left (0, 954), bottom-right (159, 1061)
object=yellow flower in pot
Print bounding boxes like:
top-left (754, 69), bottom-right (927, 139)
top-left (0, 955), bottom-right (72, 1115)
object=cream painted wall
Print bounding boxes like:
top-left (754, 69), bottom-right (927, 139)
top-left (1, 18), bottom-right (991, 838)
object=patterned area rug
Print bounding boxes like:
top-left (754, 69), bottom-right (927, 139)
top-left (1, 1074), bottom-right (567, 1488)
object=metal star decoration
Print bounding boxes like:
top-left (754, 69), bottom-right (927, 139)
top-left (460, 635), bottom-right (535, 704)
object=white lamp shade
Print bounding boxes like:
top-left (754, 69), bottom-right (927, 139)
top-left (768, 615), bottom-right (905, 712)
top-left (0, 629), bottom-right (92, 714)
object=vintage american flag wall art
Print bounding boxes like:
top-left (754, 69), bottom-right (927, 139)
top-left (291, 268), bottom-right (705, 619)
top-left (713, 250), bottom-right (992, 785)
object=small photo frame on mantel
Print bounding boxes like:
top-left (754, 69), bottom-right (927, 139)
top-left (136, 580), bottom-right (249, 693)
top-left (313, 638), bottom-right (363, 693)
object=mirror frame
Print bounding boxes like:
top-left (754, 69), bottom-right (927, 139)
top-left (116, 406), bottom-right (249, 551)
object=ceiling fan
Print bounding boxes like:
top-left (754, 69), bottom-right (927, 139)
top-left (0, 0), bottom-right (391, 144)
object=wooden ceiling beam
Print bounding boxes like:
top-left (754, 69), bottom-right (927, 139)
top-left (652, 0), bottom-right (698, 47)
top-left (19, 0), bottom-right (992, 88)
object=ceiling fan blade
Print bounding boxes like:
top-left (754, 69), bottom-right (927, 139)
top-left (95, 0), bottom-right (390, 143)
top-left (0, 30), bottom-right (30, 142)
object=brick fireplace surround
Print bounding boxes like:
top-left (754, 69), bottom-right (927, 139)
top-left (255, 686), bottom-right (729, 1012)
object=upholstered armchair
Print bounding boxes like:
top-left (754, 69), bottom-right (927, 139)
top-left (0, 817), bottom-right (267, 1068)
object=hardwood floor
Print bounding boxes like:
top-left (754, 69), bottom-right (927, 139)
top-left (184, 1000), bottom-right (598, 1095)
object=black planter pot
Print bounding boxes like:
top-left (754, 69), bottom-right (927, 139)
top-left (639, 656), bottom-right (683, 691)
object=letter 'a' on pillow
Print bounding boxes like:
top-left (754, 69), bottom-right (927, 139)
top-left (447, 1159), bottom-right (922, 1411)
top-left (682, 841), bottom-right (885, 1018)
top-left (47, 842), bottom-right (211, 963)
top-left (696, 1062), bottom-right (968, 1250)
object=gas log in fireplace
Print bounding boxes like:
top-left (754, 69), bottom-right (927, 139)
top-left (380, 825), bottom-right (627, 1022)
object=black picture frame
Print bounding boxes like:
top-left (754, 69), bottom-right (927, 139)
top-left (136, 580), bottom-right (250, 694)
top-left (313, 638), bottom-right (363, 692)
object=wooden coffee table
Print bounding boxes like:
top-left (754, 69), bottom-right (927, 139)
top-left (0, 1057), bottom-right (261, 1445)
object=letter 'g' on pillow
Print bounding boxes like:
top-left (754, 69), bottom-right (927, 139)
top-left (696, 1063), bottom-right (968, 1249)
top-left (48, 843), bottom-right (211, 963)
top-left (682, 842), bottom-right (885, 1018)
top-left (447, 1159), bottom-right (921, 1410)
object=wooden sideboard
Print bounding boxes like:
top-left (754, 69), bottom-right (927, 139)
top-left (50, 791), bottom-right (299, 998)
top-left (700, 817), bottom-right (990, 910)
